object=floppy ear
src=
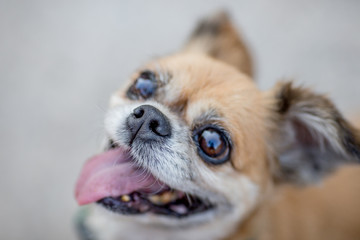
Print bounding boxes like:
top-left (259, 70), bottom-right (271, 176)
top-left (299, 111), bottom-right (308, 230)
top-left (183, 11), bottom-right (253, 77)
top-left (269, 82), bottom-right (360, 184)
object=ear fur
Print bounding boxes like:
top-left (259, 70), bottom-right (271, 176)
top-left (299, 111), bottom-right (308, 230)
top-left (269, 82), bottom-right (360, 184)
top-left (183, 11), bottom-right (253, 77)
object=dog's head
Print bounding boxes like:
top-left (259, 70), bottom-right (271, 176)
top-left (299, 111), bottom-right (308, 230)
top-left (75, 12), bottom-right (360, 239)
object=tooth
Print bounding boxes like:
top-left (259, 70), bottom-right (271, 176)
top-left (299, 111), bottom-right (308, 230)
top-left (148, 191), bottom-right (178, 205)
top-left (160, 191), bottom-right (177, 204)
top-left (148, 195), bottom-right (162, 204)
top-left (121, 195), bottom-right (131, 202)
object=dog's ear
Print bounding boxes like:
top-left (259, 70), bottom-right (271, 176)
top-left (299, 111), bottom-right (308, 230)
top-left (269, 82), bottom-right (360, 184)
top-left (183, 11), bottom-right (253, 77)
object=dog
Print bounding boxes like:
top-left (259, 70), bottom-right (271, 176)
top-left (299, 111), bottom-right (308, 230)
top-left (74, 12), bottom-right (360, 240)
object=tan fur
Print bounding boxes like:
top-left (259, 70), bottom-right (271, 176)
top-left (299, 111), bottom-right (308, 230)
top-left (184, 11), bottom-right (253, 77)
top-left (170, 13), bottom-right (360, 239)
top-left (227, 165), bottom-right (360, 240)
top-left (353, 116), bottom-right (360, 129)
top-left (79, 11), bottom-right (360, 240)
top-left (108, 51), bottom-right (360, 239)
top-left (154, 54), bottom-right (270, 187)
top-left (116, 52), bottom-right (272, 191)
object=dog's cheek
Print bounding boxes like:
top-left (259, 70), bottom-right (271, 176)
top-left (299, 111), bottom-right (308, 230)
top-left (206, 168), bottom-right (260, 210)
top-left (139, 125), bottom-right (197, 189)
top-left (104, 104), bottom-right (137, 145)
top-left (220, 174), bottom-right (260, 224)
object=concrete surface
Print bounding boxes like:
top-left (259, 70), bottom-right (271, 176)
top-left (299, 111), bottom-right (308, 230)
top-left (0, 0), bottom-right (359, 239)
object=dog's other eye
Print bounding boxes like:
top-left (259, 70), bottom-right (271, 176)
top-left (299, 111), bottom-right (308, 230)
top-left (127, 71), bottom-right (157, 100)
top-left (194, 127), bottom-right (231, 165)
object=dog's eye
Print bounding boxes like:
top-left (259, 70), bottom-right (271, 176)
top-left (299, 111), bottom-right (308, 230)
top-left (193, 127), bottom-right (230, 165)
top-left (127, 71), bottom-right (157, 100)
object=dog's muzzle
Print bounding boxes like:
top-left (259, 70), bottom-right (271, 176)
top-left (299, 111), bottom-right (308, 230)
top-left (126, 105), bottom-right (172, 143)
top-left (75, 104), bottom-right (214, 218)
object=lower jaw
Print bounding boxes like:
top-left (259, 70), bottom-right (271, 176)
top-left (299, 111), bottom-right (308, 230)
top-left (97, 190), bottom-right (214, 218)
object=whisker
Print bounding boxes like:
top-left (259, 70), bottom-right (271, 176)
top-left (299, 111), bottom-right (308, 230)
top-left (133, 168), bottom-right (148, 179)
top-left (185, 193), bottom-right (193, 206)
top-left (137, 170), bottom-right (152, 183)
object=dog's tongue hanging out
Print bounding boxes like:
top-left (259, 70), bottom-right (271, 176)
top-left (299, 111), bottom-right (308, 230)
top-left (75, 148), bottom-right (165, 205)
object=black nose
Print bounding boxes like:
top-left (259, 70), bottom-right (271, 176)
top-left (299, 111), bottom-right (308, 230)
top-left (127, 105), bottom-right (171, 143)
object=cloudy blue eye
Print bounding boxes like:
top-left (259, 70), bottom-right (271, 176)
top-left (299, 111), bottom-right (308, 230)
top-left (127, 71), bottom-right (157, 100)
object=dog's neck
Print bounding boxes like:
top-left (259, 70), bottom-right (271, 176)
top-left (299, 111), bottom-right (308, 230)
top-left (224, 203), bottom-right (268, 240)
top-left (227, 165), bottom-right (360, 240)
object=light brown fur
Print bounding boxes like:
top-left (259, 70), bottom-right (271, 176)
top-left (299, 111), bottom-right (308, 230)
top-left (142, 52), bottom-right (360, 240)
top-left (78, 11), bottom-right (360, 240)
top-left (159, 12), bottom-right (360, 239)
top-left (228, 165), bottom-right (360, 240)
top-left (184, 11), bottom-right (253, 77)
top-left (189, 12), bottom-right (360, 240)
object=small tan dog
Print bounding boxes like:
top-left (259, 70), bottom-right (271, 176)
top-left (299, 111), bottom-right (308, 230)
top-left (74, 12), bottom-right (360, 240)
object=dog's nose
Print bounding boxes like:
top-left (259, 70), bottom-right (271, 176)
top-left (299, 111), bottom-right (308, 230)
top-left (127, 105), bottom-right (171, 142)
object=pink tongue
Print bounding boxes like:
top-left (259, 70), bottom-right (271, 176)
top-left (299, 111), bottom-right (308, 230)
top-left (75, 148), bottom-right (164, 205)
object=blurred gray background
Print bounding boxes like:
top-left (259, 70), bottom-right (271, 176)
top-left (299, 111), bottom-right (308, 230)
top-left (0, 0), bottom-right (359, 239)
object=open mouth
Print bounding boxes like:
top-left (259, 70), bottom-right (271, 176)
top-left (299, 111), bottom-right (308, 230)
top-left (75, 144), bottom-right (213, 218)
top-left (98, 189), bottom-right (212, 218)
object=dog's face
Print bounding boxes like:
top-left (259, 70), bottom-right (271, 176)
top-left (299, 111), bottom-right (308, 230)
top-left (76, 54), bottom-right (270, 237)
top-left (106, 53), bottom-right (269, 223)
top-left (75, 12), bottom-right (360, 240)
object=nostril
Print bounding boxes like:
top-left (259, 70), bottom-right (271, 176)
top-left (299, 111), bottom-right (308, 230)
top-left (128, 105), bottom-right (172, 140)
top-left (133, 108), bottom-right (144, 118)
top-left (149, 119), bottom-right (170, 137)
top-left (149, 120), bottom-right (159, 132)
